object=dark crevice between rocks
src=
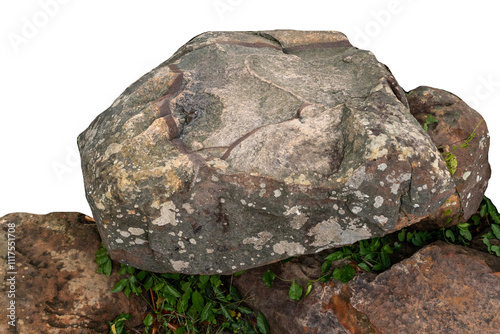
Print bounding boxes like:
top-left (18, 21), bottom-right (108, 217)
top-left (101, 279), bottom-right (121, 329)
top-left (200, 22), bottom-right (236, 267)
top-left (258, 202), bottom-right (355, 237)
top-left (386, 75), bottom-right (407, 108)
top-left (220, 102), bottom-right (309, 160)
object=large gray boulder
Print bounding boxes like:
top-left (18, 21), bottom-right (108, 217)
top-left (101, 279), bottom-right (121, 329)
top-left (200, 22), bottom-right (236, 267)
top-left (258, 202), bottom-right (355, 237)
top-left (78, 30), bottom-right (485, 275)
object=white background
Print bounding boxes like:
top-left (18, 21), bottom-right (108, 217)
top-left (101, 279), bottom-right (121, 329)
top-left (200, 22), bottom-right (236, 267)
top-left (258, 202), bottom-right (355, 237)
top-left (1, 0), bottom-right (499, 217)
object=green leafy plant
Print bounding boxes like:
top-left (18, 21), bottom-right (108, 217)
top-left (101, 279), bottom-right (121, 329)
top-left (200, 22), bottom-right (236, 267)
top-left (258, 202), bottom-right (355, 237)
top-left (322, 236), bottom-right (398, 276)
top-left (110, 263), bottom-right (268, 334)
top-left (95, 248), bottom-right (269, 334)
top-left (440, 120), bottom-right (483, 175)
top-left (108, 313), bottom-right (130, 334)
top-left (422, 114), bottom-right (438, 132)
top-left (420, 115), bottom-right (483, 176)
top-left (261, 268), bottom-right (317, 302)
top-left (316, 196), bottom-right (500, 286)
top-left (480, 197), bottom-right (500, 256)
top-left (95, 243), bottom-right (112, 277)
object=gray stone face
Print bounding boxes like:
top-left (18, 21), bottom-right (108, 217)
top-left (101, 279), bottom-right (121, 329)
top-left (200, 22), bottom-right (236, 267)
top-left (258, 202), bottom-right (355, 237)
top-left (78, 30), bottom-right (461, 275)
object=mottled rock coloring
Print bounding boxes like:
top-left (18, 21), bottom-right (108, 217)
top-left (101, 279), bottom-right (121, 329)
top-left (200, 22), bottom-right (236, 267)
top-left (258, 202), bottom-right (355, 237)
top-left (348, 241), bottom-right (500, 333)
top-left (78, 30), bottom-right (488, 274)
top-left (234, 241), bottom-right (500, 333)
top-left (0, 213), bottom-right (146, 334)
top-left (408, 86), bottom-right (490, 229)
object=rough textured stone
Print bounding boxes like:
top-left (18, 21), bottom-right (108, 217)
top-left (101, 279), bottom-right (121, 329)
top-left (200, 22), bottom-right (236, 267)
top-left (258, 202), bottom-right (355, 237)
top-left (0, 212), bottom-right (146, 334)
top-left (408, 86), bottom-right (490, 229)
top-left (232, 255), bottom-right (371, 334)
top-left (234, 241), bottom-right (500, 334)
top-left (348, 241), bottom-right (500, 333)
top-left (78, 30), bottom-right (480, 274)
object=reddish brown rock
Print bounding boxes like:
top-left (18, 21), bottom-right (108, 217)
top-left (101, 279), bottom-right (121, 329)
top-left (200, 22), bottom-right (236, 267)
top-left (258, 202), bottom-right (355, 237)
top-left (233, 255), bottom-right (353, 334)
top-left (408, 86), bottom-right (490, 228)
top-left (0, 212), bottom-right (146, 334)
top-left (234, 241), bottom-right (500, 333)
top-left (348, 241), bottom-right (500, 333)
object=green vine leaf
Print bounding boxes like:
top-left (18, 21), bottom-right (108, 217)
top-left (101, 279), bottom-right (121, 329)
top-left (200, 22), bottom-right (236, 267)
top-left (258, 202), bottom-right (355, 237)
top-left (262, 270), bottom-right (276, 289)
top-left (289, 280), bottom-right (303, 301)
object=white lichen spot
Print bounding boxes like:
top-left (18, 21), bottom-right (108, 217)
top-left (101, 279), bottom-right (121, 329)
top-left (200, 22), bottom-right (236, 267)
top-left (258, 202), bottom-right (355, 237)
top-left (414, 204), bottom-right (420, 208)
top-left (170, 260), bottom-right (189, 271)
top-left (152, 201), bottom-right (177, 226)
top-left (241, 199), bottom-right (247, 205)
top-left (351, 206), bottom-right (362, 214)
top-left (274, 189), bottom-right (282, 197)
top-left (120, 231), bottom-right (130, 238)
top-left (189, 238), bottom-right (196, 244)
top-left (182, 203), bottom-right (194, 214)
top-left (346, 166), bottom-right (366, 189)
top-left (128, 227), bottom-right (145, 236)
top-left (290, 215), bottom-right (308, 229)
top-left (260, 183), bottom-right (266, 188)
top-left (462, 171), bottom-right (471, 181)
top-left (178, 241), bottom-right (185, 249)
top-left (284, 205), bottom-right (302, 216)
top-left (308, 218), bottom-right (342, 247)
top-left (211, 175), bottom-right (219, 182)
top-left (135, 238), bottom-right (147, 245)
top-left (243, 231), bottom-right (273, 250)
top-left (95, 202), bottom-right (105, 210)
top-left (206, 248), bottom-right (214, 254)
top-left (378, 163), bottom-right (387, 171)
top-left (373, 215), bottom-right (388, 226)
top-left (374, 196), bottom-right (384, 208)
top-left (272, 241), bottom-right (306, 255)
top-left (390, 183), bottom-right (400, 195)
top-left (116, 239), bottom-right (124, 244)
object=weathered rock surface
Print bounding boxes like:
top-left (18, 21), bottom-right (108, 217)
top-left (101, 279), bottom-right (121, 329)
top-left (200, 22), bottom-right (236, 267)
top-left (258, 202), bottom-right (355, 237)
top-left (408, 86), bottom-right (490, 229)
top-left (0, 212), bottom-right (146, 334)
top-left (232, 255), bottom-right (367, 334)
top-left (234, 241), bottom-right (500, 333)
top-left (349, 241), bottom-right (500, 333)
top-left (78, 30), bottom-right (486, 274)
